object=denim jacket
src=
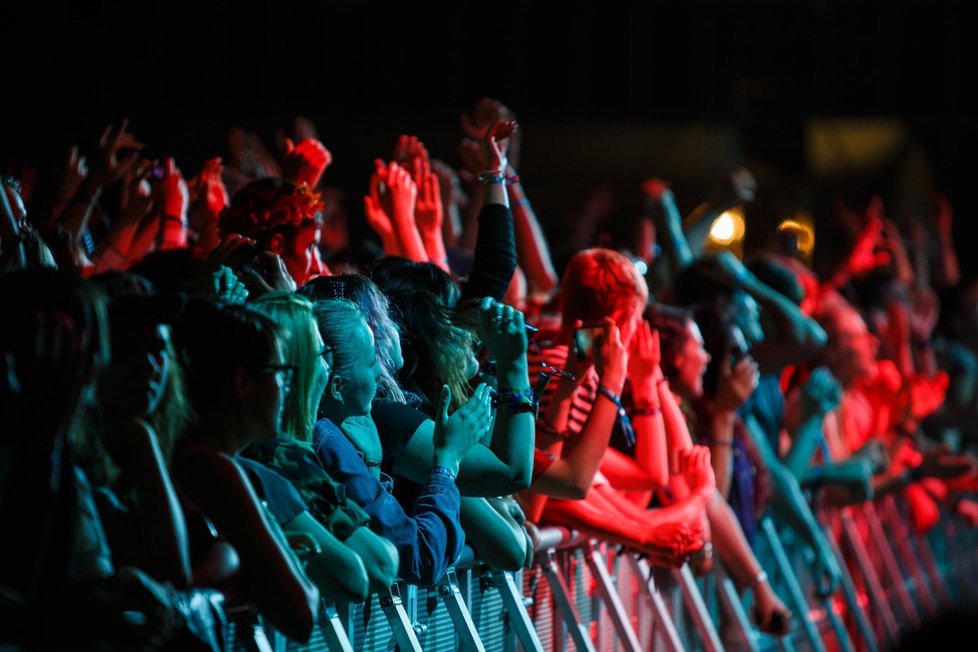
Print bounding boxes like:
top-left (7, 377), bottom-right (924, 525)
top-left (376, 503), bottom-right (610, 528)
top-left (312, 418), bottom-right (463, 586)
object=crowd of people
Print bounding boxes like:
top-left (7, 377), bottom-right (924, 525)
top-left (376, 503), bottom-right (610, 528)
top-left (2, 98), bottom-right (976, 649)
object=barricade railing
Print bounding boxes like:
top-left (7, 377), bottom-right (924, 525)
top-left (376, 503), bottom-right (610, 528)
top-left (225, 493), bottom-right (977, 652)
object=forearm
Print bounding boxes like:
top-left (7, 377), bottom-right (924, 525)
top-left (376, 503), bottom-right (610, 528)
top-left (422, 231), bottom-right (450, 272)
top-left (709, 411), bottom-right (737, 498)
top-left (129, 214), bottom-right (161, 263)
top-left (558, 397), bottom-right (621, 493)
top-left (936, 231), bottom-right (960, 288)
top-left (784, 412), bottom-right (828, 479)
top-left (392, 219), bottom-right (427, 263)
top-left (127, 433), bottom-right (192, 586)
top-left (489, 358), bottom-right (535, 489)
top-left (707, 491), bottom-right (762, 587)
top-left (57, 186), bottom-right (100, 243)
top-left (682, 202), bottom-right (720, 258)
top-left (656, 194), bottom-right (694, 273)
top-left (767, 462), bottom-right (829, 554)
top-left (508, 182), bottom-right (557, 294)
top-left (658, 380), bottom-right (694, 473)
top-left (632, 412), bottom-right (669, 488)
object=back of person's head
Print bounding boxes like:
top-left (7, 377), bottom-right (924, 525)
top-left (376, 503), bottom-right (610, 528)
top-left (674, 258), bottom-right (733, 308)
top-left (219, 177), bottom-right (323, 242)
top-left (559, 248), bottom-right (648, 327)
top-left (252, 292), bottom-right (322, 442)
top-left (128, 249), bottom-right (201, 297)
top-left (299, 273), bottom-right (405, 403)
top-left (174, 300), bottom-right (281, 420)
top-left (646, 302), bottom-right (693, 385)
top-left (748, 257), bottom-right (805, 306)
top-left (370, 257), bottom-right (472, 410)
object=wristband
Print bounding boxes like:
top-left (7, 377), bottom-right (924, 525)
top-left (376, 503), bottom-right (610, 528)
top-left (497, 387), bottom-right (538, 416)
top-left (478, 175), bottom-right (505, 186)
top-left (597, 385), bottom-right (636, 448)
top-left (430, 465), bottom-right (457, 483)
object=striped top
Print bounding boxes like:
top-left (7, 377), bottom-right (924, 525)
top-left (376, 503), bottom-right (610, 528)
top-left (527, 344), bottom-right (600, 441)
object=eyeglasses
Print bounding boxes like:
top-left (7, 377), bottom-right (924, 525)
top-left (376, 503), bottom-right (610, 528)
top-left (261, 364), bottom-right (298, 392)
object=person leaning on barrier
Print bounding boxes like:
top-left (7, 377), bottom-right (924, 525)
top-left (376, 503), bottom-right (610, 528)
top-left (310, 298), bottom-right (480, 586)
top-left (244, 292), bottom-right (400, 594)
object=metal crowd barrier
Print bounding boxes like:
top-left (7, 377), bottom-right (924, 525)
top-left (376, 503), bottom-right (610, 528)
top-left (225, 494), bottom-right (978, 652)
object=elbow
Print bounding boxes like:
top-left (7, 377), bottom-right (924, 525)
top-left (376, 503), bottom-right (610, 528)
top-left (273, 588), bottom-right (319, 643)
top-left (568, 481), bottom-right (591, 501)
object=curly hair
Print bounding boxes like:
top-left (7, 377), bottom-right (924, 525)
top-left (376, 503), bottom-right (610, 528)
top-left (219, 178), bottom-right (323, 241)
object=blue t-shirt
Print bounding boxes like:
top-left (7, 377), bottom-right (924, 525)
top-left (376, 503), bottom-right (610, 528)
top-left (312, 417), bottom-right (463, 586)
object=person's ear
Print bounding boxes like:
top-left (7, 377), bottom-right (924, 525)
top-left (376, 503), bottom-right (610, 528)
top-left (268, 233), bottom-right (286, 256)
top-left (234, 368), bottom-right (255, 401)
top-left (328, 374), bottom-right (345, 403)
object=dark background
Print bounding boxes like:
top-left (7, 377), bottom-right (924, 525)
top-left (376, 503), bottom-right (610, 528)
top-left (3, 0), bottom-right (975, 271)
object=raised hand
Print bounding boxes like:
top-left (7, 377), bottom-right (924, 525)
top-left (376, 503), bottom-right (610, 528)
top-left (282, 138), bottom-right (332, 188)
top-left (709, 167), bottom-right (757, 213)
top-left (461, 98), bottom-right (516, 141)
top-left (85, 119), bottom-right (142, 193)
top-left (908, 287), bottom-right (940, 342)
top-left (592, 317), bottom-right (629, 393)
top-left (680, 445), bottom-right (716, 495)
top-left (714, 354), bottom-right (760, 412)
top-left (415, 171), bottom-right (444, 241)
top-left (56, 146), bottom-right (88, 204)
top-left (159, 158), bottom-right (190, 250)
top-left (457, 138), bottom-right (484, 176)
top-left (800, 367), bottom-right (842, 417)
top-left (845, 214), bottom-right (891, 278)
top-left (628, 320), bottom-right (661, 384)
top-left (640, 177), bottom-right (673, 204)
top-left (238, 251), bottom-right (298, 297)
top-left (432, 384), bottom-right (493, 474)
top-left (476, 297), bottom-right (528, 366)
top-left (480, 121), bottom-right (518, 174)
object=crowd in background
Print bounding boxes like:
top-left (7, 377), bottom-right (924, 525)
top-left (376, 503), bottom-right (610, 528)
top-left (2, 98), bottom-right (977, 649)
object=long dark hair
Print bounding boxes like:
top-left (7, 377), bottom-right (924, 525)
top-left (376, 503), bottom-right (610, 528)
top-left (369, 257), bottom-right (474, 412)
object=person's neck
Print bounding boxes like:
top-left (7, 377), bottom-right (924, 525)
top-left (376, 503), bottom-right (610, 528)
top-left (194, 410), bottom-right (246, 455)
top-left (320, 400), bottom-right (358, 426)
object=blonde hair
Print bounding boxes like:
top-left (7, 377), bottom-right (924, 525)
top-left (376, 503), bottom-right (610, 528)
top-left (252, 292), bottom-right (324, 443)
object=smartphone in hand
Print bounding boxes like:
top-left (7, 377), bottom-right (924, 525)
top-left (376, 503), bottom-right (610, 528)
top-left (573, 324), bottom-right (607, 359)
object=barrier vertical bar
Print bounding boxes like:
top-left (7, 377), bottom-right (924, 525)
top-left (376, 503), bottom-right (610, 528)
top-left (487, 569), bottom-right (546, 652)
top-left (839, 509), bottom-right (901, 647)
top-left (539, 549), bottom-right (597, 652)
top-left (378, 583), bottom-right (424, 652)
top-left (821, 529), bottom-right (879, 652)
top-left (583, 541), bottom-right (643, 652)
top-left (759, 517), bottom-right (827, 652)
top-left (630, 556), bottom-right (686, 652)
top-left (669, 564), bottom-right (725, 652)
top-left (861, 502), bottom-right (921, 629)
top-left (879, 496), bottom-right (938, 619)
top-left (713, 562), bottom-right (759, 652)
top-left (320, 602), bottom-right (354, 652)
top-left (437, 568), bottom-right (486, 652)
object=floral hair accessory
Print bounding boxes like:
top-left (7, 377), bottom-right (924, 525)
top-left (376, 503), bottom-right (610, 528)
top-left (220, 180), bottom-right (325, 238)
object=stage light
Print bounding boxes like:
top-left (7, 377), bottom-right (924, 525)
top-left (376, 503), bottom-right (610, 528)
top-left (708, 210), bottom-right (745, 246)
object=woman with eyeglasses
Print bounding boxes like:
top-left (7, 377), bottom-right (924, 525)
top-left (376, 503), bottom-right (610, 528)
top-left (244, 293), bottom-right (400, 594)
top-left (171, 300), bottom-right (374, 642)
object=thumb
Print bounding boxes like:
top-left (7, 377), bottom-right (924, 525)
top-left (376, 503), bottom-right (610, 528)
top-left (284, 138), bottom-right (295, 155)
top-left (438, 385), bottom-right (451, 426)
